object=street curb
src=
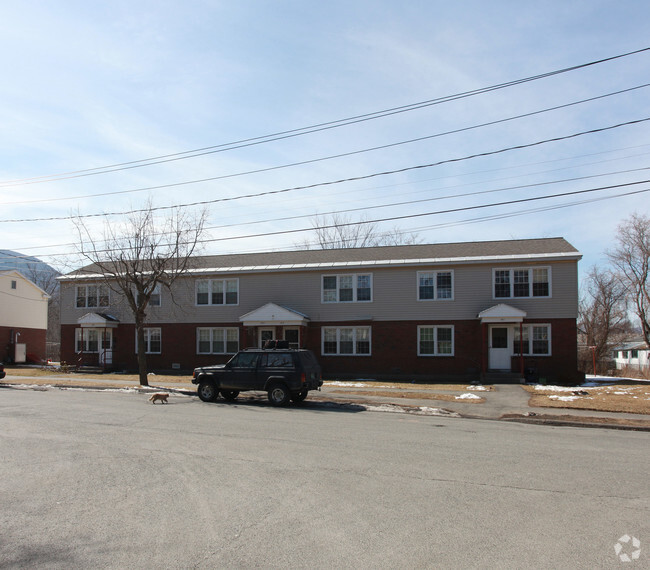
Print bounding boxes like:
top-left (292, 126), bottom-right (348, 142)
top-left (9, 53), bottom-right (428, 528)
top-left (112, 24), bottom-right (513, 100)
top-left (2, 382), bottom-right (649, 430)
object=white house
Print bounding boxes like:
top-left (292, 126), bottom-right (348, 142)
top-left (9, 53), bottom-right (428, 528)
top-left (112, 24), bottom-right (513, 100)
top-left (0, 270), bottom-right (50, 363)
top-left (612, 341), bottom-right (650, 372)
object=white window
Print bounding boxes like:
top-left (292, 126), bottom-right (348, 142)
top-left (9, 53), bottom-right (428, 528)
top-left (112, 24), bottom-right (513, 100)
top-left (322, 274), bottom-right (372, 303)
top-left (493, 267), bottom-right (550, 298)
top-left (75, 328), bottom-right (113, 353)
top-left (137, 328), bottom-right (162, 354)
top-left (76, 284), bottom-right (110, 308)
top-left (11, 280), bottom-right (16, 290)
top-left (197, 328), bottom-right (239, 354)
top-left (196, 279), bottom-right (239, 306)
top-left (417, 326), bottom-right (454, 356)
top-left (514, 324), bottom-right (551, 355)
top-left (322, 327), bottom-right (371, 355)
top-left (136, 284), bottom-right (162, 307)
top-left (418, 270), bottom-right (453, 300)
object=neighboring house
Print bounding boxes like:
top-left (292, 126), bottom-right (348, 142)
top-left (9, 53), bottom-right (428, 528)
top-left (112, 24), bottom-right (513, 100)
top-left (0, 270), bottom-right (51, 363)
top-left (612, 341), bottom-right (650, 371)
top-left (58, 237), bottom-right (582, 383)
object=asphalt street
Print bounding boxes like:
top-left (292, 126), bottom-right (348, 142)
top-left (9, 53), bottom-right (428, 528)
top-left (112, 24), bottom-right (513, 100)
top-left (0, 388), bottom-right (647, 568)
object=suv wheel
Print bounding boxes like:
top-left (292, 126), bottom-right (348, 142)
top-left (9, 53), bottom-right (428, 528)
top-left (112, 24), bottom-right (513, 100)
top-left (221, 389), bottom-right (240, 401)
top-left (268, 383), bottom-right (291, 406)
top-left (197, 381), bottom-right (218, 402)
top-left (291, 390), bottom-right (308, 404)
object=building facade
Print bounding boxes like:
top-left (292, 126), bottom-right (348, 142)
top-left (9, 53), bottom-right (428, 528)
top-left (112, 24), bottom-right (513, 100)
top-left (612, 341), bottom-right (650, 372)
top-left (59, 238), bottom-right (582, 383)
top-left (0, 270), bottom-right (50, 363)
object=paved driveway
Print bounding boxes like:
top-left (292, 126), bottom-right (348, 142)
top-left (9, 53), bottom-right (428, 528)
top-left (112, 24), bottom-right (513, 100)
top-left (1, 388), bottom-right (647, 568)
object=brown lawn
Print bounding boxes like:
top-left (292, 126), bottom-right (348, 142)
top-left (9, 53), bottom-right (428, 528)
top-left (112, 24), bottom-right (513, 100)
top-left (523, 384), bottom-right (650, 415)
top-left (324, 381), bottom-right (491, 404)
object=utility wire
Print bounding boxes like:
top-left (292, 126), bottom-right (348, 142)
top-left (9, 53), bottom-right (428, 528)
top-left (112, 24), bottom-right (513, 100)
top-left (2, 116), bottom-right (648, 224)
top-left (10, 164), bottom-right (650, 256)
top-left (57, 180), bottom-right (649, 259)
top-left (2, 82), bottom-right (648, 202)
top-left (19, 183), bottom-right (648, 264)
top-left (2, 46), bottom-right (649, 187)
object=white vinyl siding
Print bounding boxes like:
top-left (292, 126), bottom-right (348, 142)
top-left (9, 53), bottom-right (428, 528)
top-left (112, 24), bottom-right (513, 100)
top-left (197, 327), bottom-right (239, 354)
top-left (322, 326), bottom-right (371, 355)
top-left (418, 326), bottom-right (454, 356)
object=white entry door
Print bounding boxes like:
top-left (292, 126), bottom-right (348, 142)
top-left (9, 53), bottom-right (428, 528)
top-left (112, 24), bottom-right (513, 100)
top-left (258, 328), bottom-right (275, 347)
top-left (489, 326), bottom-right (511, 370)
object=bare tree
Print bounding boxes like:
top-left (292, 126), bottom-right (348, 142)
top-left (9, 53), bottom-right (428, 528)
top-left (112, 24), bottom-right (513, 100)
top-left (578, 266), bottom-right (630, 373)
top-left (72, 200), bottom-right (208, 386)
top-left (23, 261), bottom-right (62, 357)
top-left (608, 213), bottom-right (650, 346)
top-left (302, 213), bottom-right (421, 249)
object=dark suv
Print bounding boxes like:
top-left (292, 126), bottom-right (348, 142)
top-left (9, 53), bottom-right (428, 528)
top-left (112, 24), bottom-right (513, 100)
top-left (192, 346), bottom-right (322, 406)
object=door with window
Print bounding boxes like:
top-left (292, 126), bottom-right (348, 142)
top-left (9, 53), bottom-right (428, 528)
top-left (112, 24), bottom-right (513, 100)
top-left (489, 326), bottom-right (511, 370)
top-left (258, 328), bottom-right (275, 348)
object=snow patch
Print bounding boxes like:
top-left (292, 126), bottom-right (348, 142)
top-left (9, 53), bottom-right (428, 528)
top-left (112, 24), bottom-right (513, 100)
top-left (455, 393), bottom-right (481, 400)
top-left (363, 403), bottom-right (460, 417)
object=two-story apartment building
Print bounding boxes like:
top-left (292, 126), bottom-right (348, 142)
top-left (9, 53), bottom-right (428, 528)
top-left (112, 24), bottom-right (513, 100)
top-left (59, 237), bottom-right (582, 383)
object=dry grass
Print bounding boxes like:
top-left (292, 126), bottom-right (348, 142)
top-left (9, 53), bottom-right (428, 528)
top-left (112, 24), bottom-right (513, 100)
top-left (501, 413), bottom-right (650, 429)
top-left (328, 389), bottom-right (485, 403)
top-left (324, 381), bottom-right (493, 391)
top-left (324, 381), bottom-right (490, 404)
top-left (523, 384), bottom-right (650, 415)
top-left (1, 366), bottom-right (193, 388)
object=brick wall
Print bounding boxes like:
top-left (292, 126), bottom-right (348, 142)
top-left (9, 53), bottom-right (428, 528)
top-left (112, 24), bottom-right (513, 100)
top-left (61, 318), bottom-right (579, 383)
top-left (0, 325), bottom-right (47, 363)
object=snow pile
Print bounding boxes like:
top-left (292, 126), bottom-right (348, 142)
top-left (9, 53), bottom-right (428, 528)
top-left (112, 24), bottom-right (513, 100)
top-left (533, 385), bottom-right (579, 392)
top-left (467, 385), bottom-right (488, 391)
top-left (325, 381), bottom-right (394, 388)
top-left (548, 395), bottom-right (580, 402)
top-left (455, 393), bottom-right (481, 400)
top-left (363, 403), bottom-right (460, 417)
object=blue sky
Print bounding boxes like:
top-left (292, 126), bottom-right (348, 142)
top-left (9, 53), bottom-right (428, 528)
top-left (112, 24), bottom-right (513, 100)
top-left (1, 0), bottom-right (649, 277)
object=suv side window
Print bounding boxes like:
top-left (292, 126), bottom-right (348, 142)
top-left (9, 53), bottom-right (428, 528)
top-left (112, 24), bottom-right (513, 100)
top-left (229, 352), bottom-right (259, 369)
top-left (260, 352), bottom-right (294, 368)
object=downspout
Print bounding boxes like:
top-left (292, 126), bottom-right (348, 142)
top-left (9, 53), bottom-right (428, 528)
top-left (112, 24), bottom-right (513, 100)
top-left (519, 322), bottom-right (524, 378)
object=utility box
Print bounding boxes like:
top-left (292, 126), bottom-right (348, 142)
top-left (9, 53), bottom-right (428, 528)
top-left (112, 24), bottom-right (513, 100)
top-left (14, 343), bottom-right (26, 363)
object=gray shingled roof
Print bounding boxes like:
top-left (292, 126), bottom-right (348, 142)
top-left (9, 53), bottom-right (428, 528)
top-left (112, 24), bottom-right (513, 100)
top-left (63, 237), bottom-right (580, 278)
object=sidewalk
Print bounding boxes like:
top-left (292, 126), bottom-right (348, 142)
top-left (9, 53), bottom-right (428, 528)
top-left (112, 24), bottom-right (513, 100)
top-left (2, 373), bottom-right (649, 431)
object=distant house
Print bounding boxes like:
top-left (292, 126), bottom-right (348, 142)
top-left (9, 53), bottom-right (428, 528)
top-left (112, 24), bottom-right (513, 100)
top-left (612, 341), bottom-right (650, 371)
top-left (0, 270), bottom-right (50, 363)
top-left (58, 237), bottom-right (582, 383)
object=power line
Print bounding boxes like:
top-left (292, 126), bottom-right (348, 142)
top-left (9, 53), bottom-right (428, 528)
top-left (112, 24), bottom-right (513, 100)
top-left (2, 82), bottom-right (648, 204)
top-left (2, 46), bottom-right (649, 187)
top-left (11, 164), bottom-right (650, 257)
top-left (192, 180), bottom-right (650, 246)
top-left (2, 116), bottom-right (648, 224)
top-left (42, 179), bottom-right (650, 261)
